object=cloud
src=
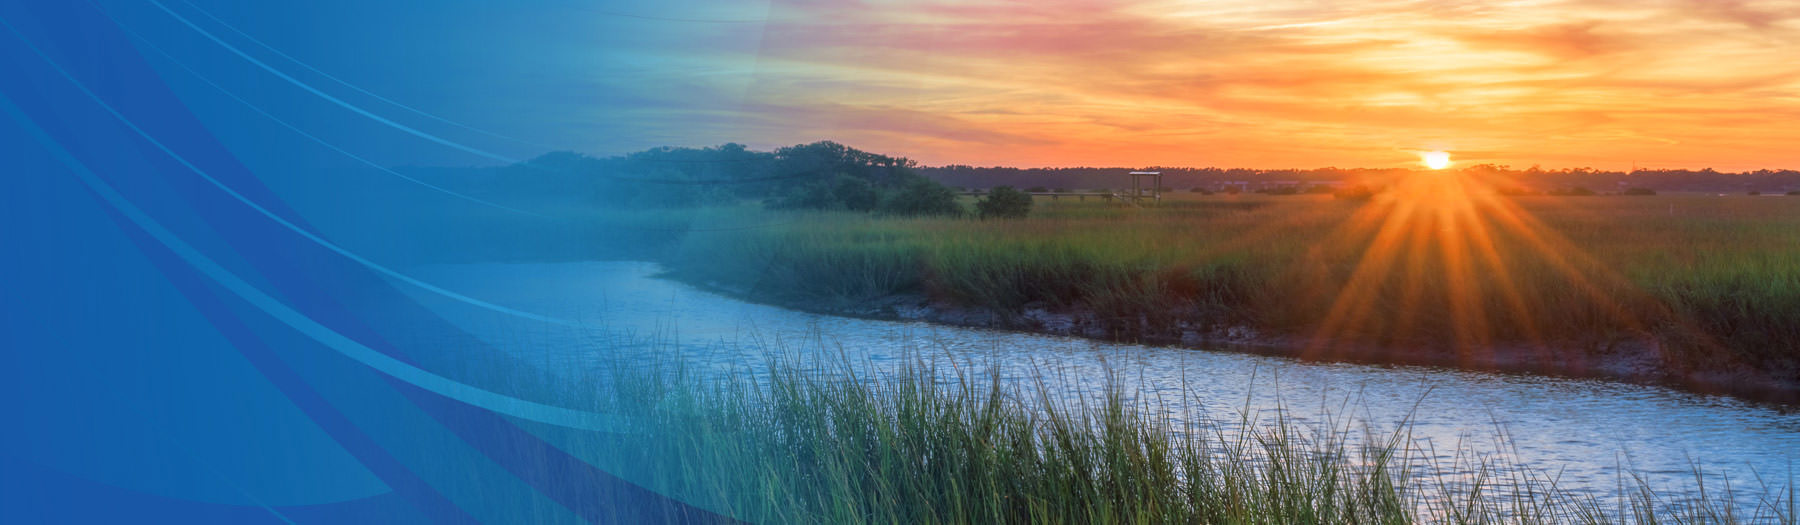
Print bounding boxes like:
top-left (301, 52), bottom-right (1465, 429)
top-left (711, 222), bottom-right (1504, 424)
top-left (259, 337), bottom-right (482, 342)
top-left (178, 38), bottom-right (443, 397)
top-left (583, 0), bottom-right (1800, 169)
top-left (1680, 0), bottom-right (1797, 30)
top-left (1452, 21), bottom-right (1632, 59)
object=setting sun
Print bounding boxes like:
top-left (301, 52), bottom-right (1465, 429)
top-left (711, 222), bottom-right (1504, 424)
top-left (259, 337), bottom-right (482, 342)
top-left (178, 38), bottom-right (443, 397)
top-left (1422, 151), bottom-right (1452, 170)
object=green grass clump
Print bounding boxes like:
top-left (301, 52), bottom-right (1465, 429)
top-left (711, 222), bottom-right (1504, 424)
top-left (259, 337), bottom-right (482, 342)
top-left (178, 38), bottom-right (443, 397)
top-left (581, 346), bottom-right (1795, 524)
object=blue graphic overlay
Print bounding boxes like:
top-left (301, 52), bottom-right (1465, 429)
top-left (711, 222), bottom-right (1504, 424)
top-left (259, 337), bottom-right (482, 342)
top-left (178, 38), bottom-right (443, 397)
top-left (1, 1), bottom-right (748, 522)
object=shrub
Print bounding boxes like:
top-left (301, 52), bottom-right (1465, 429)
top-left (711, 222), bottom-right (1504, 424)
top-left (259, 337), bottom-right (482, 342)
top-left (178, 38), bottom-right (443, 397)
top-left (879, 177), bottom-right (964, 216)
top-left (1749, 190), bottom-right (1763, 196)
top-left (975, 186), bottom-right (1033, 219)
top-left (1622, 187), bottom-right (1657, 196)
top-left (1333, 184), bottom-right (1376, 201)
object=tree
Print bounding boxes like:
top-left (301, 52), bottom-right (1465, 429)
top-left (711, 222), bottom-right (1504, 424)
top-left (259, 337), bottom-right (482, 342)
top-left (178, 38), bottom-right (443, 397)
top-left (976, 186), bottom-right (1033, 219)
top-left (833, 176), bottom-right (879, 212)
top-left (1622, 187), bottom-right (1657, 196)
top-left (767, 180), bottom-right (839, 210)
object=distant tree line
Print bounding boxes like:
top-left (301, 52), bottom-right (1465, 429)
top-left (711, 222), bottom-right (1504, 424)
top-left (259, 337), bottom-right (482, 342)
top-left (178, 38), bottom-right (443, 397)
top-left (922, 164), bottom-right (1800, 194)
top-left (401, 141), bottom-right (967, 216)
top-left (922, 166), bottom-right (1415, 192)
top-left (402, 145), bottom-right (1800, 215)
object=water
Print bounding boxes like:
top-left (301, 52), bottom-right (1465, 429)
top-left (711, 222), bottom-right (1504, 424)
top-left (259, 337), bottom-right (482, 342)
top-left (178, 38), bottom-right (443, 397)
top-left (404, 261), bottom-right (1799, 509)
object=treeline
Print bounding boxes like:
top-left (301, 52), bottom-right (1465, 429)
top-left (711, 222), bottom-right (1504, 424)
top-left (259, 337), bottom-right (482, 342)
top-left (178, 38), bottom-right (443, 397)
top-left (402, 144), bottom-right (1800, 211)
top-left (924, 164), bottom-right (1800, 193)
top-left (1493, 166), bottom-right (1800, 193)
top-left (400, 141), bottom-right (964, 215)
top-left (923, 166), bottom-right (1413, 191)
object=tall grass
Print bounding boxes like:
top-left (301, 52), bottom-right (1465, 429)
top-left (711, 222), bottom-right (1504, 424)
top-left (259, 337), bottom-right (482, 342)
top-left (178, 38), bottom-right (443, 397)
top-left (661, 194), bottom-right (1800, 383)
top-left (583, 344), bottom-right (1795, 524)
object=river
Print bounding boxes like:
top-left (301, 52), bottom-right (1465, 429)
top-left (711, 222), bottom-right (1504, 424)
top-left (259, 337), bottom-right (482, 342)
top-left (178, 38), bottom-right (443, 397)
top-left (404, 261), bottom-right (1798, 510)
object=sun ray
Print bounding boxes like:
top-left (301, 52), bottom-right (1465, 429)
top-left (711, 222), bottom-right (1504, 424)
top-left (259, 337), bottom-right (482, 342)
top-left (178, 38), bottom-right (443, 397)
top-left (1292, 165), bottom-right (1654, 359)
top-left (1305, 188), bottom-right (1426, 356)
top-left (1455, 189), bottom-right (1547, 348)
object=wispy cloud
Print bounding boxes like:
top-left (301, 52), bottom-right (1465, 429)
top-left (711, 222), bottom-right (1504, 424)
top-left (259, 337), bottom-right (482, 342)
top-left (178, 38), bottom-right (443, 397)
top-left (589, 0), bottom-right (1800, 169)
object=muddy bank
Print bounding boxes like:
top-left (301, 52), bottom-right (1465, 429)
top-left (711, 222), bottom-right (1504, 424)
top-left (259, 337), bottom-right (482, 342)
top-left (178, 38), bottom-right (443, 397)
top-left (668, 274), bottom-right (1800, 406)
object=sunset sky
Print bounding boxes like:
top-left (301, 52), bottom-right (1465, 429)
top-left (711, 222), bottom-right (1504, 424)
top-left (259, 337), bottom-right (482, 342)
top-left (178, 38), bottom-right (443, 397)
top-left (157, 0), bottom-right (1798, 170)
top-left (554, 0), bottom-right (1798, 170)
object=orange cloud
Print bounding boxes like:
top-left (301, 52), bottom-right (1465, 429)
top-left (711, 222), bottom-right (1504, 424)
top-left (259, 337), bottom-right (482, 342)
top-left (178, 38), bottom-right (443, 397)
top-left (659, 0), bottom-right (1800, 169)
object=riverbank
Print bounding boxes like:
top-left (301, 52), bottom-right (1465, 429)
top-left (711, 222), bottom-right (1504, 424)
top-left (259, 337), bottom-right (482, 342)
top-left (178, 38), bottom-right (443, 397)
top-left (667, 271), bottom-right (1800, 405)
top-left (655, 192), bottom-right (1800, 405)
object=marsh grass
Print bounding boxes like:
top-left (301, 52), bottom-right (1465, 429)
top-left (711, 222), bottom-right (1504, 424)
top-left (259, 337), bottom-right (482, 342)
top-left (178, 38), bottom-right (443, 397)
top-left (581, 343), bottom-right (1796, 524)
top-left (661, 194), bottom-right (1800, 378)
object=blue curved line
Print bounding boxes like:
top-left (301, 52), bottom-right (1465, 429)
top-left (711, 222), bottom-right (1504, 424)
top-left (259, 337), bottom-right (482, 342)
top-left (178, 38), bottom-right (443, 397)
top-left (0, 16), bottom-right (575, 326)
top-left (0, 93), bottom-right (622, 432)
top-left (142, 0), bottom-right (518, 164)
top-left (97, 5), bottom-right (551, 219)
top-left (174, 0), bottom-right (561, 152)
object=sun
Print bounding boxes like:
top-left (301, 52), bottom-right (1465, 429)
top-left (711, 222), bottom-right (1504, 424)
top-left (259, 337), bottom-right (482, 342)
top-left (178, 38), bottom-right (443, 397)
top-left (1422, 151), bottom-right (1452, 170)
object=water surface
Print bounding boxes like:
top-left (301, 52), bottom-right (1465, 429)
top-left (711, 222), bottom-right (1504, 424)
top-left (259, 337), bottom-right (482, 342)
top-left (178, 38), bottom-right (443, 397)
top-left (406, 261), bottom-right (1799, 507)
